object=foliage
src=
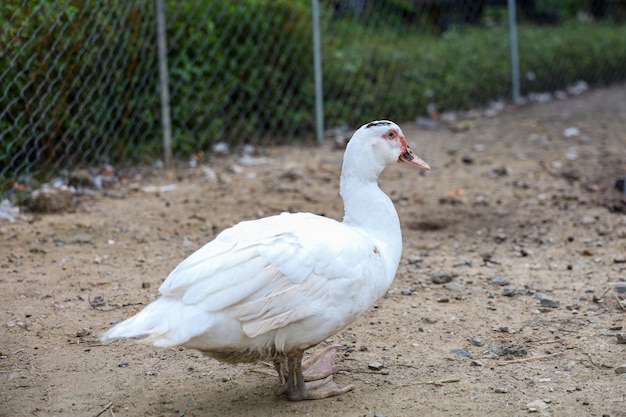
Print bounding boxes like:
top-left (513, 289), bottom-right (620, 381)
top-left (0, 0), bottom-right (159, 182)
top-left (321, 17), bottom-right (626, 127)
top-left (165, 0), bottom-right (313, 153)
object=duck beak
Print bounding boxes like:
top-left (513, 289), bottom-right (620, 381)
top-left (399, 146), bottom-right (430, 170)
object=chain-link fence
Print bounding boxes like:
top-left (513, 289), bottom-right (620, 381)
top-left (1, 2), bottom-right (159, 187)
top-left (2, 0), bottom-right (626, 194)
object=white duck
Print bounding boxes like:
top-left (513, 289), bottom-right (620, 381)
top-left (100, 120), bottom-right (430, 401)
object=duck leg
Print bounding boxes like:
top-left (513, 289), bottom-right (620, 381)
top-left (284, 349), bottom-right (354, 401)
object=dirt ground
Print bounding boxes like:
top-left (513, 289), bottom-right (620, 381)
top-left (2, 85), bottom-right (626, 417)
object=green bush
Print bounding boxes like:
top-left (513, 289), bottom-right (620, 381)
top-left (321, 18), bottom-right (626, 128)
top-left (166, 0), bottom-right (313, 153)
top-left (0, 1), bottom-right (159, 181)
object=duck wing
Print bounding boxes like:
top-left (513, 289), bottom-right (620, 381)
top-left (159, 212), bottom-right (384, 340)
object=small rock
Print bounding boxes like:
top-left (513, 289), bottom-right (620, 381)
top-left (470, 360), bottom-right (484, 366)
top-left (118, 362), bottom-right (130, 368)
top-left (489, 167), bottom-right (510, 178)
top-left (615, 364), bottom-right (626, 374)
top-left (493, 387), bottom-right (508, 393)
top-left (436, 294), bottom-right (450, 303)
top-left (563, 127), bottom-right (580, 138)
top-left (461, 155), bottom-right (474, 164)
top-left (142, 282), bottom-right (151, 289)
top-left (502, 286), bottom-right (516, 297)
top-left (491, 276), bottom-right (510, 286)
top-left (614, 255), bottom-right (626, 264)
top-left (407, 254), bottom-right (422, 265)
top-left (452, 349), bottom-right (470, 358)
top-left (374, 413), bottom-right (387, 417)
top-left (89, 296), bottom-right (105, 307)
top-left (431, 270), bottom-right (458, 284)
top-left (422, 317), bottom-right (438, 324)
top-left (540, 298), bottom-right (560, 308)
top-left (401, 288), bottom-right (413, 296)
top-left (471, 337), bottom-right (485, 346)
top-left (617, 334), bottom-right (626, 344)
top-left (474, 194), bottom-right (489, 206)
top-left (566, 80), bottom-right (588, 96)
top-left (212, 142), bottom-right (229, 155)
top-left (368, 361), bottom-right (384, 371)
top-left (443, 281), bottom-right (464, 292)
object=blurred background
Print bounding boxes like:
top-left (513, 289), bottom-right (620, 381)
top-left (1, 0), bottom-right (625, 194)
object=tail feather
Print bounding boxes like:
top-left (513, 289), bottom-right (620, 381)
top-left (100, 297), bottom-right (212, 347)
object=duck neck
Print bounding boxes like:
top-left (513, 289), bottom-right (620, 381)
top-left (339, 169), bottom-right (403, 273)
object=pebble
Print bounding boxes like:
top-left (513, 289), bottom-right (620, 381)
top-left (540, 298), bottom-right (560, 308)
top-left (493, 387), bottom-right (508, 393)
top-left (520, 248), bottom-right (533, 257)
top-left (401, 288), bottom-right (413, 296)
top-left (615, 364), bottom-right (626, 374)
top-left (563, 127), bottom-right (580, 138)
top-left (368, 361), bottom-right (384, 371)
top-left (436, 294), bottom-right (450, 303)
top-left (616, 333), bottom-right (626, 344)
top-left (431, 270), bottom-right (458, 284)
top-left (407, 254), bottom-right (422, 265)
top-left (491, 276), bottom-right (510, 286)
top-left (470, 360), bottom-right (484, 366)
top-left (502, 286), bottom-right (516, 297)
top-left (471, 337), bottom-right (485, 346)
top-left (443, 281), bottom-right (464, 292)
top-left (452, 349), bottom-right (471, 358)
top-left (614, 255), bottom-right (626, 264)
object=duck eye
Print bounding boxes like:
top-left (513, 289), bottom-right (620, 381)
top-left (387, 131), bottom-right (395, 139)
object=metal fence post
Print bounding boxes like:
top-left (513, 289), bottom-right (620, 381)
top-left (155, 0), bottom-right (173, 168)
top-left (311, 0), bottom-right (324, 145)
top-left (508, 0), bottom-right (521, 103)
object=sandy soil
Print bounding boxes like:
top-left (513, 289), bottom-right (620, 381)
top-left (2, 85), bottom-right (626, 417)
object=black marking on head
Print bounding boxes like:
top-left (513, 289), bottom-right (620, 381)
top-left (366, 121), bottom-right (392, 129)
